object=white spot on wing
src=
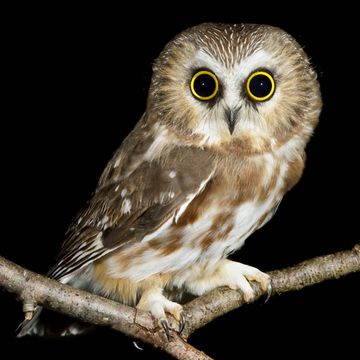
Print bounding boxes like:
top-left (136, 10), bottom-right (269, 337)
top-left (169, 171), bottom-right (177, 178)
top-left (121, 188), bottom-right (128, 197)
top-left (93, 232), bottom-right (104, 249)
top-left (114, 158), bottom-right (120, 168)
top-left (121, 199), bottom-right (132, 214)
top-left (144, 126), bottom-right (169, 161)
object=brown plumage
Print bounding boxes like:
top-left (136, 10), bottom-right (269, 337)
top-left (19, 23), bottom-right (321, 337)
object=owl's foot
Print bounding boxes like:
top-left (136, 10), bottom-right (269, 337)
top-left (137, 288), bottom-right (185, 340)
top-left (187, 259), bottom-right (271, 302)
top-left (219, 260), bottom-right (271, 302)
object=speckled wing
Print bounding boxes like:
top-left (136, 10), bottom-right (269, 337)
top-left (48, 120), bottom-right (214, 282)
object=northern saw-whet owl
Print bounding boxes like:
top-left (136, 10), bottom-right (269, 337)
top-left (19, 23), bottom-right (322, 337)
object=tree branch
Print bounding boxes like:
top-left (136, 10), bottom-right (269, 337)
top-left (0, 244), bottom-right (359, 359)
top-left (0, 256), bottom-right (212, 360)
top-left (181, 243), bottom-right (360, 338)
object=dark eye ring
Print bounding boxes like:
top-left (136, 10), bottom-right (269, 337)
top-left (190, 70), bottom-right (219, 101)
top-left (246, 71), bottom-right (275, 102)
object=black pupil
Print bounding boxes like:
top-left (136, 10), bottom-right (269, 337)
top-left (194, 74), bottom-right (216, 98)
top-left (249, 74), bottom-right (272, 98)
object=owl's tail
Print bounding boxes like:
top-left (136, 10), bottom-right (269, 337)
top-left (17, 306), bottom-right (94, 337)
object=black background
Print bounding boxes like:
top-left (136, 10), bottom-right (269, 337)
top-left (1, 5), bottom-right (359, 359)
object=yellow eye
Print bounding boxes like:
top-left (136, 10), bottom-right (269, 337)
top-left (190, 70), bottom-right (219, 101)
top-left (246, 71), bottom-right (275, 102)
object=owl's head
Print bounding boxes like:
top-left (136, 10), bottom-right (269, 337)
top-left (147, 23), bottom-right (322, 155)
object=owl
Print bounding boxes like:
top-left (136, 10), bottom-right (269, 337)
top-left (19, 23), bottom-right (322, 337)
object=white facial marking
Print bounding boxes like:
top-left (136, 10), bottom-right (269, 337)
top-left (192, 111), bottom-right (229, 145)
top-left (190, 49), bottom-right (277, 144)
top-left (169, 171), bottom-right (177, 178)
top-left (236, 49), bottom-right (275, 78)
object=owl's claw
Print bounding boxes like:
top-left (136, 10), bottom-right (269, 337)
top-left (132, 341), bottom-right (144, 351)
top-left (136, 288), bottom-right (184, 340)
top-left (160, 312), bottom-right (187, 340)
top-left (160, 319), bottom-right (170, 340)
top-left (179, 311), bottom-right (186, 335)
top-left (264, 279), bottom-right (272, 303)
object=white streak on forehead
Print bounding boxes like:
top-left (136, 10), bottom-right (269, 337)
top-left (235, 49), bottom-right (276, 79)
top-left (191, 49), bottom-right (225, 76)
top-left (192, 49), bottom-right (276, 80)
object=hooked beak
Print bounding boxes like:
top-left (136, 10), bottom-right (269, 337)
top-left (225, 107), bottom-right (239, 135)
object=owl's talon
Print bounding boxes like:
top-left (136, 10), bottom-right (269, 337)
top-left (160, 319), bottom-right (170, 340)
top-left (136, 288), bottom-right (184, 340)
top-left (265, 279), bottom-right (272, 303)
top-left (132, 341), bottom-right (144, 351)
top-left (179, 312), bottom-right (186, 335)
